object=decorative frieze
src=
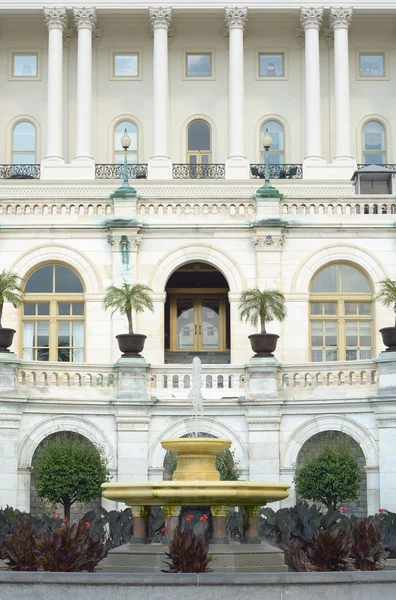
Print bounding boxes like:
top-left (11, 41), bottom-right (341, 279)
top-left (149, 7), bottom-right (172, 29)
top-left (330, 7), bottom-right (353, 30)
top-left (73, 7), bottom-right (97, 30)
top-left (246, 417), bottom-right (281, 431)
top-left (376, 415), bottom-right (396, 428)
top-left (252, 234), bottom-right (285, 251)
top-left (300, 7), bottom-right (324, 30)
top-left (116, 417), bottom-right (151, 431)
top-left (44, 7), bottom-right (67, 30)
top-left (0, 415), bottom-right (21, 429)
top-left (107, 234), bottom-right (142, 253)
top-left (224, 7), bottom-right (248, 31)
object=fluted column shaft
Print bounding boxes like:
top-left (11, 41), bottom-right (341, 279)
top-left (150, 8), bottom-right (171, 160)
top-left (301, 8), bottom-right (324, 161)
top-left (73, 8), bottom-right (96, 161)
top-left (331, 7), bottom-right (353, 162)
top-left (44, 8), bottom-right (66, 161)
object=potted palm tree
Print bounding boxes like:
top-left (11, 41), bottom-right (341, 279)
top-left (377, 278), bottom-right (396, 352)
top-left (104, 282), bottom-right (154, 357)
top-left (239, 287), bottom-right (286, 357)
top-left (0, 270), bottom-right (24, 352)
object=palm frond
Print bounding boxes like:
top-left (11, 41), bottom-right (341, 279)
top-left (0, 270), bottom-right (24, 307)
top-left (376, 279), bottom-right (396, 307)
top-left (103, 282), bottom-right (154, 319)
top-left (239, 287), bottom-right (286, 334)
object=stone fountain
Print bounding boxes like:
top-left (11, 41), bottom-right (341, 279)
top-left (101, 358), bottom-right (290, 573)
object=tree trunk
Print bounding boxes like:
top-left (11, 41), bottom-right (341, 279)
top-left (394, 302), bottom-right (396, 328)
top-left (0, 302), bottom-right (3, 328)
top-left (63, 497), bottom-right (72, 522)
top-left (126, 308), bottom-right (133, 334)
top-left (260, 313), bottom-right (266, 334)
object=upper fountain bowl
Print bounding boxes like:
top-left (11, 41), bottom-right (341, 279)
top-left (162, 438), bottom-right (231, 481)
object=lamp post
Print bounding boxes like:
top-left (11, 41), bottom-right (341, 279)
top-left (110, 128), bottom-right (137, 198)
top-left (255, 128), bottom-right (283, 199)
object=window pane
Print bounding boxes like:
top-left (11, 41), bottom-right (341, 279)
top-left (359, 303), bottom-right (371, 315)
top-left (341, 265), bottom-right (371, 293)
top-left (114, 121), bottom-right (137, 152)
top-left (311, 265), bottom-right (338, 292)
top-left (346, 321), bottom-right (358, 346)
top-left (311, 321), bottom-right (323, 347)
top-left (363, 121), bottom-right (385, 150)
top-left (268, 153), bottom-right (284, 166)
top-left (261, 121), bottom-right (284, 151)
top-left (187, 53), bottom-right (211, 77)
top-left (58, 321), bottom-right (70, 346)
top-left (310, 303), bottom-right (322, 315)
top-left (72, 303), bottom-right (84, 316)
top-left (13, 122), bottom-right (35, 151)
top-left (346, 349), bottom-right (358, 361)
top-left (13, 54), bottom-right (37, 77)
top-left (25, 265), bottom-right (53, 293)
top-left (259, 54), bottom-right (284, 77)
top-left (311, 349), bottom-right (323, 362)
top-left (359, 322), bottom-right (372, 346)
top-left (58, 303), bottom-right (71, 315)
top-left (114, 53), bottom-right (138, 76)
top-left (188, 120), bottom-right (211, 151)
top-left (345, 302), bottom-right (358, 315)
top-left (55, 266), bottom-right (83, 293)
top-left (24, 304), bottom-right (35, 316)
top-left (37, 303), bottom-right (49, 316)
top-left (360, 348), bottom-right (372, 359)
top-left (12, 152), bottom-right (35, 165)
top-left (360, 53), bottom-right (384, 77)
top-left (362, 152), bottom-right (385, 165)
top-left (37, 348), bottom-right (49, 361)
top-left (37, 321), bottom-right (49, 347)
top-left (325, 349), bottom-right (338, 361)
top-left (58, 347), bottom-right (70, 362)
top-left (324, 303), bottom-right (336, 315)
top-left (325, 322), bottom-right (337, 346)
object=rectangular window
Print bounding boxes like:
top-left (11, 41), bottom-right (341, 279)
top-left (186, 53), bottom-right (212, 77)
top-left (12, 53), bottom-right (38, 77)
top-left (359, 53), bottom-right (385, 78)
top-left (113, 53), bottom-right (139, 77)
top-left (23, 321), bottom-right (49, 361)
top-left (311, 320), bottom-right (338, 362)
top-left (259, 53), bottom-right (284, 78)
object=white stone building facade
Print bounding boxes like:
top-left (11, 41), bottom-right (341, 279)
top-left (0, 0), bottom-right (396, 518)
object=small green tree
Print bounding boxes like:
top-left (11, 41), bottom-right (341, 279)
top-left (376, 278), bottom-right (396, 327)
top-left (294, 444), bottom-right (362, 511)
top-left (31, 434), bottom-right (110, 521)
top-left (103, 282), bottom-right (154, 334)
top-left (0, 270), bottom-right (24, 328)
top-left (238, 287), bottom-right (286, 334)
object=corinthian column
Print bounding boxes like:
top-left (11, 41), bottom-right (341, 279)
top-left (148, 7), bottom-right (172, 180)
top-left (73, 7), bottom-right (96, 162)
top-left (300, 7), bottom-right (324, 163)
top-left (330, 7), bottom-right (354, 163)
top-left (43, 8), bottom-right (67, 162)
top-left (224, 7), bottom-right (250, 179)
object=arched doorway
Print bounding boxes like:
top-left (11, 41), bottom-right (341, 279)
top-left (164, 262), bottom-right (230, 363)
top-left (30, 431), bottom-right (102, 521)
top-left (296, 431), bottom-right (367, 517)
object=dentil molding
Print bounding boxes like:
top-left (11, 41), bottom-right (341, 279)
top-left (44, 7), bottom-right (67, 30)
top-left (225, 7), bottom-right (248, 30)
top-left (330, 7), bottom-right (353, 29)
top-left (73, 7), bottom-right (97, 30)
top-left (300, 7), bottom-right (324, 30)
top-left (149, 7), bottom-right (172, 29)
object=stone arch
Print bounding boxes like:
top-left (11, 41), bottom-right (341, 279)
top-left (9, 244), bottom-right (103, 294)
top-left (18, 416), bottom-right (116, 470)
top-left (291, 244), bottom-right (387, 294)
top-left (149, 418), bottom-right (248, 473)
top-left (149, 244), bottom-right (246, 294)
top-left (281, 415), bottom-right (378, 470)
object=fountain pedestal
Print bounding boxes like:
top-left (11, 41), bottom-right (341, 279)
top-left (130, 506), bottom-right (150, 544)
top-left (210, 505), bottom-right (229, 544)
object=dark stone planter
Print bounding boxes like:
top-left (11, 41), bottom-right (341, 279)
top-left (0, 328), bottom-right (15, 353)
top-left (380, 327), bottom-right (396, 352)
top-left (116, 333), bottom-right (147, 358)
top-left (248, 333), bottom-right (279, 358)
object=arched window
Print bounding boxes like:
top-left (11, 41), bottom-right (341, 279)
top-left (114, 120), bottom-right (137, 164)
top-left (22, 265), bottom-right (85, 362)
top-left (261, 120), bottom-right (284, 165)
top-left (362, 120), bottom-right (386, 165)
top-left (12, 121), bottom-right (36, 164)
top-left (310, 263), bottom-right (373, 362)
top-left (187, 119), bottom-right (211, 167)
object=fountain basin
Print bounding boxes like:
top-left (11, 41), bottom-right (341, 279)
top-left (161, 438), bottom-right (231, 481)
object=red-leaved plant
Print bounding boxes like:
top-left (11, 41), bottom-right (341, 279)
top-left (351, 516), bottom-right (389, 571)
top-left (0, 521), bottom-right (40, 571)
top-left (162, 514), bottom-right (213, 573)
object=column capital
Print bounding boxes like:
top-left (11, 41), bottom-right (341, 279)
top-left (300, 7), bottom-right (324, 30)
top-left (330, 7), bottom-right (353, 30)
top-left (73, 7), bottom-right (97, 30)
top-left (149, 6), bottom-right (172, 30)
top-left (225, 7), bottom-right (247, 31)
top-left (44, 7), bottom-right (67, 30)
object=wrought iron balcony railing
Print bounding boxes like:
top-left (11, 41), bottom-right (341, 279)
top-left (172, 164), bottom-right (225, 179)
top-left (95, 164), bottom-right (148, 179)
top-left (357, 164), bottom-right (396, 170)
top-left (0, 164), bottom-right (41, 179)
top-left (250, 164), bottom-right (303, 179)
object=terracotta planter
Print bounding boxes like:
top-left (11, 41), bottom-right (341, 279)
top-left (248, 333), bottom-right (279, 358)
top-left (116, 333), bottom-right (147, 358)
top-left (380, 327), bottom-right (396, 352)
top-left (0, 328), bottom-right (16, 353)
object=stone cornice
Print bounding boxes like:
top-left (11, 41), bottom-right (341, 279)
top-left (44, 7), bottom-right (67, 30)
top-left (330, 7), bottom-right (353, 30)
top-left (149, 6), bottom-right (172, 29)
top-left (300, 7), bottom-right (324, 30)
top-left (73, 7), bottom-right (97, 30)
top-left (225, 7), bottom-right (248, 31)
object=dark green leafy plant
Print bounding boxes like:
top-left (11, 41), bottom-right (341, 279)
top-left (1, 520), bottom-right (40, 571)
top-left (31, 434), bottom-right (110, 521)
top-left (238, 287), bottom-right (286, 334)
top-left (380, 510), bottom-right (396, 558)
top-left (162, 517), bottom-right (213, 573)
top-left (0, 270), bottom-right (24, 328)
top-left (376, 279), bottom-right (396, 327)
top-left (294, 444), bottom-right (362, 511)
top-left (283, 526), bottom-right (354, 572)
top-left (350, 516), bottom-right (389, 571)
top-left (103, 282), bottom-right (154, 334)
top-left (80, 507), bottom-right (133, 551)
